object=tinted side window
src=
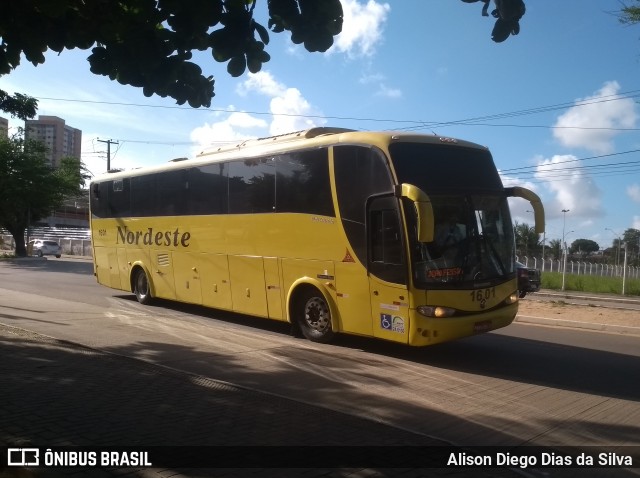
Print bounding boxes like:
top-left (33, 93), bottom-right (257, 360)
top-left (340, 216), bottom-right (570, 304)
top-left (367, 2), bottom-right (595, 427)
top-left (369, 196), bottom-right (406, 284)
top-left (275, 148), bottom-right (334, 216)
top-left (158, 169), bottom-right (188, 216)
top-left (131, 174), bottom-right (157, 217)
top-left (333, 146), bottom-right (394, 263)
top-left (189, 163), bottom-right (228, 215)
top-left (108, 178), bottom-right (131, 218)
top-left (371, 209), bottom-right (402, 265)
top-left (90, 181), bottom-right (110, 218)
top-left (228, 158), bottom-right (275, 214)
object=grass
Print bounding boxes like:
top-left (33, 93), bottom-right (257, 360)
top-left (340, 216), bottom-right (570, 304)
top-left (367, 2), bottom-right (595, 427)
top-left (541, 271), bottom-right (640, 296)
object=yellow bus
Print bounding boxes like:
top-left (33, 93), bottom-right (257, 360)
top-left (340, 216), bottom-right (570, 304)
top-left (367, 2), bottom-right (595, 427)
top-left (89, 128), bottom-right (544, 346)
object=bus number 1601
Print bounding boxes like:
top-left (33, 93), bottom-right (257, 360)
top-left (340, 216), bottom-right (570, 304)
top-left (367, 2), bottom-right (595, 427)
top-left (470, 288), bottom-right (495, 305)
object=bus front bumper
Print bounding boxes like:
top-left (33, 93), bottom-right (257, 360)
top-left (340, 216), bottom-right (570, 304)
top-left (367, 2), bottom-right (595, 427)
top-left (407, 302), bottom-right (519, 346)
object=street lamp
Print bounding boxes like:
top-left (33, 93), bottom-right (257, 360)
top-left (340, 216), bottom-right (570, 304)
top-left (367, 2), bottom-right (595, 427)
top-left (561, 209), bottom-right (569, 246)
top-left (561, 229), bottom-right (574, 292)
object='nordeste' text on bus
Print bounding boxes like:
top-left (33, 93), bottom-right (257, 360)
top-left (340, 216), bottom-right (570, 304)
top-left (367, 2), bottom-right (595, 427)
top-left (116, 226), bottom-right (191, 247)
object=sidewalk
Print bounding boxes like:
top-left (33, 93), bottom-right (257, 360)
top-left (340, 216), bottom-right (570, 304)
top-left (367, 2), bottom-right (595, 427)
top-left (515, 290), bottom-right (640, 337)
top-left (0, 323), bottom-right (524, 478)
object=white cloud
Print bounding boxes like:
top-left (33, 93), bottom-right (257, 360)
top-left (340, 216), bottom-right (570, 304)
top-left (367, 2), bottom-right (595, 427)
top-left (236, 72), bottom-right (285, 98)
top-left (359, 72), bottom-right (402, 98)
top-left (236, 71), bottom-right (324, 135)
top-left (375, 84), bottom-right (402, 98)
top-left (189, 109), bottom-right (268, 153)
top-left (628, 184), bottom-right (640, 203)
top-left (553, 81), bottom-right (638, 154)
top-left (330, 0), bottom-right (391, 58)
top-left (190, 71), bottom-right (322, 149)
top-left (633, 216), bottom-right (640, 229)
top-left (534, 154), bottom-right (604, 219)
top-left (269, 88), bottom-right (320, 134)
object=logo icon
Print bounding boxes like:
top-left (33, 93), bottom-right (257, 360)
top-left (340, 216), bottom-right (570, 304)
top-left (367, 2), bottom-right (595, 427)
top-left (7, 448), bottom-right (40, 466)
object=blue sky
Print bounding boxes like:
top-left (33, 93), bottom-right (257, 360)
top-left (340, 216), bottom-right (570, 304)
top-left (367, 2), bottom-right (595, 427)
top-left (1, 0), bottom-right (639, 251)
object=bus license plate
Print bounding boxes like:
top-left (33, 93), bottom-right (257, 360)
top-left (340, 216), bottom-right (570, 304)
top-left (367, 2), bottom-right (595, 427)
top-left (473, 320), bottom-right (492, 334)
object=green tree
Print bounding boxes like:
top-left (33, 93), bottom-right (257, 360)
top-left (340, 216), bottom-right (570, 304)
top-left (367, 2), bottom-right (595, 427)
top-left (0, 0), bottom-right (344, 108)
top-left (514, 221), bottom-right (540, 257)
top-left (0, 91), bottom-right (38, 120)
top-left (548, 238), bottom-right (562, 261)
top-left (0, 134), bottom-right (88, 257)
top-left (569, 238), bottom-right (599, 258)
top-left (622, 228), bottom-right (640, 266)
top-left (619, 1), bottom-right (640, 24)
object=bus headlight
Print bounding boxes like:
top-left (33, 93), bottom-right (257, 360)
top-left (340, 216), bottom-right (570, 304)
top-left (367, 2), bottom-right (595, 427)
top-left (504, 293), bottom-right (519, 305)
top-left (417, 306), bottom-right (456, 318)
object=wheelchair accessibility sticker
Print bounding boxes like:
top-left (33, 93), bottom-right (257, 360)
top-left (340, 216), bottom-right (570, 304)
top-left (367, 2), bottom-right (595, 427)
top-left (380, 314), bottom-right (405, 333)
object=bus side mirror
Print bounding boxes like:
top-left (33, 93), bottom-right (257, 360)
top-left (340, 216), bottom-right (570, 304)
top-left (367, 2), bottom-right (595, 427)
top-left (395, 183), bottom-right (434, 243)
top-left (505, 186), bottom-right (545, 234)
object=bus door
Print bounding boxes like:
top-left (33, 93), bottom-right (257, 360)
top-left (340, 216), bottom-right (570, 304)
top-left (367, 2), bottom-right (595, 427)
top-left (173, 251), bottom-right (202, 304)
top-left (367, 195), bottom-right (410, 344)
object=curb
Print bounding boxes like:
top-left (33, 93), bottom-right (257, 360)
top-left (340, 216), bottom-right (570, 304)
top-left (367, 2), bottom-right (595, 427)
top-left (515, 314), bottom-right (640, 336)
top-left (533, 290), bottom-right (640, 306)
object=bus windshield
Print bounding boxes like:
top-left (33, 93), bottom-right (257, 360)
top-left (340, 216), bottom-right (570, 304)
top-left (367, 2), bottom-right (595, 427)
top-left (389, 142), bottom-right (515, 288)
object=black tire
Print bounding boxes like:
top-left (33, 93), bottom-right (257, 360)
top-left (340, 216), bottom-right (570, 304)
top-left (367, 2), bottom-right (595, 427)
top-left (133, 268), bottom-right (153, 305)
top-left (55, 254), bottom-right (61, 258)
top-left (519, 290), bottom-right (527, 299)
top-left (37, 250), bottom-right (43, 257)
top-left (296, 288), bottom-right (335, 343)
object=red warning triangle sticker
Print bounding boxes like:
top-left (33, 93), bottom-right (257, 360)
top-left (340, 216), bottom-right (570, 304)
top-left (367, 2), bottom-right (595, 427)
top-left (342, 249), bottom-right (355, 263)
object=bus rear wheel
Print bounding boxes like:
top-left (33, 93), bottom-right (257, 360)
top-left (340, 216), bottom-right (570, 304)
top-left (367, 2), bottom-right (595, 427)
top-left (296, 289), bottom-right (335, 343)
top-left (133, 268), bottom-right (153, 305)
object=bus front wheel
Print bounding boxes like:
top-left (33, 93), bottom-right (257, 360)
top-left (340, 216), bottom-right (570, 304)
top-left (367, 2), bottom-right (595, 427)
top-left (296, 289), bottom-right (335, 343)
top-left (133, 268), bottom-right (153, 305)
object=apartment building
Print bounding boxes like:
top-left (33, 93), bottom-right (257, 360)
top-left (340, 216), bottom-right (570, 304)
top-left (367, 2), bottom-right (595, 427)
top-left (0, 116), bottom-right (8, 138)
top-left (24, 115), bottom-right (82, 168)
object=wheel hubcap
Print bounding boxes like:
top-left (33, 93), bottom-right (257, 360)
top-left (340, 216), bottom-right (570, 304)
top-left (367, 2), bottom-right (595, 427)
top-left (304, 297), bottom-right (330, 331)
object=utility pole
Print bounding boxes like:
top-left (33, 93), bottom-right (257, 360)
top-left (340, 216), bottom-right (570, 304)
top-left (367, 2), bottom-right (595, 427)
top-left (97, 138), bottom-right (119, 172)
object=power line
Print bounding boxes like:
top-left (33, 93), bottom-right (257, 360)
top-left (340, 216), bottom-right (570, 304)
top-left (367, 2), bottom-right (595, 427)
top-left (392, 90), bottom-right (640, 132)
top-left (503, 157), bottom-right (640, 184)
top-left (34, 88), bottom-right (640, 135)
top-left (511, 166), bottom-right (640, 184)
top-left (500, 148), bottom-right (640, 173)
top-left (517, 162), bottom-right (640, 180)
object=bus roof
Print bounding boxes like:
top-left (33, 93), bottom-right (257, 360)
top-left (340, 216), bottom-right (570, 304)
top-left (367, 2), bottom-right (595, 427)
top-left (91, 128), bottom-right (489, 183)
top-left (197, 127), bottom-right (357, 156)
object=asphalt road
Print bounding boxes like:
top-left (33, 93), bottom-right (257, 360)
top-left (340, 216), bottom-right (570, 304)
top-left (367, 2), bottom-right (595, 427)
top-left (1, 257), bottom-right (639, 454)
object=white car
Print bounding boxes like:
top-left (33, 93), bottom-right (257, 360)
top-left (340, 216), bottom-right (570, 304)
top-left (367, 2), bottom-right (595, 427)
top-left (29, 239), bottom-right (62, 258)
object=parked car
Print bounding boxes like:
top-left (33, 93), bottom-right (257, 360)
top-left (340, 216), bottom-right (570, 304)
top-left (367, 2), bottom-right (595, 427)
top-left (29, 239), bottom-right (62, 258)
top-left (516, 261), bottom-right (541, 298)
